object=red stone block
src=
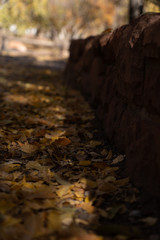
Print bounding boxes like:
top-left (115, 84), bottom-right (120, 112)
top-left (65, 13), bottom-right (160, 201)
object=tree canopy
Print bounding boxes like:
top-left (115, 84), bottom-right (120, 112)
top-left (0, 0), bottom-right (159, 38)
top-left (0, 0), bottom-right (115, 38)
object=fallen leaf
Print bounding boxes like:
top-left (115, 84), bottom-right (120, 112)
top-left (56, 185), bottom-right (72, 198)
top-left (101, 149), bottom-right (108, 156)
top-left (104, 176), bottom-right (116, 183)
top-left (106, 204), bottom-right (126, 219)
top-left (26, 117), bottom-right (55, 128)
top-left (77, 202), bottom-right (95, 214)
top-left (115, 178), bottom-right (129, 187)
top-left (140, 217), bottom-right (158, 226)
top-left (47, 211), bottom-right (61, 232)
top-left (1, 215), bottom-right (21, 227)
top-left (74, 188), bottom-right (84, 199)
top-left (0, 163), bottom-right (21, 173)
top-left (80, 178), bottom-right (97, 188)
top-left (106, 150), bottom-right (112, 160)
top-left (112, 155), bottom-right (124, 165)
top-left (89, 140), bottom-right (101, 147)
top-left (93, 162), bottom-right (109, 169)
top-left (26, 161), bottom-right (42, 171)
top-left (59, 207), bottom-right (76, 226)
top-left (54, 173), bottom-right (71, 185)
top-left (25, 199), bottom-right (55, 210)
top-left (54, 137), bottom-right (71, 146)
top-left (20, 143), bottom-right (38, 154)
top-left (18, 134), bottom-right (27, 143)
top-left (98, 182), bottom-right (117, 193)
top-left (0, 200), bottom-right (16, 214)
top-left (79, 160), bottom-right (91, 166)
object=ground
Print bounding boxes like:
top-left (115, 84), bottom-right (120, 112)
top-left (0, 51), bottom-right (159, 240)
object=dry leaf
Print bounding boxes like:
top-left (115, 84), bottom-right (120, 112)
top-left (98, 182), bottom-right (117, 193)
top-left (89, 140), bottom-right (101, 147)
top-left (106, 150), bottom-right (112, 160)
top-left (140, 217), bottom-right (158, 226)
top-left (54, 137), bottom-right (71, 146)
top-left (115, 178), bottom-right (129, 187)
top-left (20, 143), bottom-right (38, 154)
top-left (112, 155), bottom-right (124, 165)
top-left (47, 211), bottom-right (61, 232)
top-left (77, 202), bottom-right (95, 214)
top-left (56, 185), bottom-right (71, 198)
top-left (26, 161), bottom-right (42, 171)
top-left (80, 178), bottom-right (97, 188)
top-left (79, 160), bottom-right (91, 166)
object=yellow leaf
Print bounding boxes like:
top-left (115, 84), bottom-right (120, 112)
top-left (74, 188), bottom-right (84, 199)
top-left (26, 170), bottom-right (39, 181)
top-left (12, 171), bottom-right (22, 181)
top-left (80, 178), bottom-right (97, 188)
top-left (85, 196), bottom-right (90, 203)
top-left (56, 185), bottom-right (71, 198)
top-left (79, 160), bottom-right (91, 166)
top-left (12, 178), bottom-right (56, 199)
top-left (48, 211), bottom-right (61, 231)
top-left (77, 202), bottom-right (95, 214)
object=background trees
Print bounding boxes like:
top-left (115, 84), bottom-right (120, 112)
top-left (0, 0), bottom-right (115, 39)
top-left (0, 0), bottom-right (159, 40)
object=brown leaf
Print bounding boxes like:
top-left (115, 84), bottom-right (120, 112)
top-left (20, 143), bottom-right (38, 154)
top-left (54, 137), bottom-right (71, 146)
top-left (106, 150), bottom-right (112, 160)
top-left (25, 161), bottom-right (42, 171)
top-left (98, 182), bottom-right (117, 193)
top-left (112, 155), bottom-right (124, 165)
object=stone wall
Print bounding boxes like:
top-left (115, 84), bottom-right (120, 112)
top-left (65, 13), bottom-right (160, 200)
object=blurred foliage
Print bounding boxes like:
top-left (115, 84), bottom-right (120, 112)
top-left (145, 0), bottom-right (160, 12)
top-left (0, 0), bottom-right (159, 38)
top-left (0, 0), bottom-right (49, 34)
top-left (48, 0), bottom-right (115, 38)
top-left (0, 0), bottom-right (115, 38)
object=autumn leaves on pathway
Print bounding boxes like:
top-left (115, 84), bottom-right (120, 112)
top-left (0, 56), bottom-right (159, 240)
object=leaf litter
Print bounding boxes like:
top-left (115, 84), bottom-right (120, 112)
top-left (0, 55), bottom-right (159, 240)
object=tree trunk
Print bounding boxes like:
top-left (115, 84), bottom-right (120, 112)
top-left (129, 0), bottom-right (144, 24)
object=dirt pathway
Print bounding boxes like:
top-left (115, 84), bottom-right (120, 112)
top-left (0, 54), bottom-right (159, 240)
